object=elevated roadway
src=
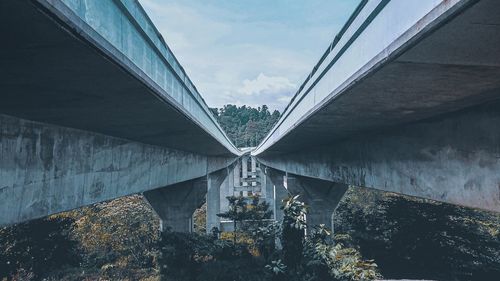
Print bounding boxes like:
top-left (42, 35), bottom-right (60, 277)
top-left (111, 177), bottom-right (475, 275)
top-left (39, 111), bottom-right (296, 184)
top-left (254, 0), bottom-right (500, 214)
top-left (0, 0), bottom-right (240, 226)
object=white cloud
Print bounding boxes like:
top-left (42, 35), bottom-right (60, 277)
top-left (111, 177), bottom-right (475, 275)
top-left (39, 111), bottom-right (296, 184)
top-left (231, 73), bottom-right (296, 111)
top-left (239, 73), bottom-right (295, 96)
top-left (140, 0), bottom-right (357, 112)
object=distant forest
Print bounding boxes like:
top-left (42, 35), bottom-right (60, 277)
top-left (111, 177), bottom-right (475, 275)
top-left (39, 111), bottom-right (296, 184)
top-left (211, 104), bottom-right (280, 148)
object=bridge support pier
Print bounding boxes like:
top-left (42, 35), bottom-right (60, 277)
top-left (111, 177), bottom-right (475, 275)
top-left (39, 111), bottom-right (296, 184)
top-left (264, 168), bottom-right (289, 223)
top-left (285, 174), bottom-right (348, 232)
top-left (206, 169), bottom-right (230, 233)
top-left (144, 177), bottom-right (207, 233)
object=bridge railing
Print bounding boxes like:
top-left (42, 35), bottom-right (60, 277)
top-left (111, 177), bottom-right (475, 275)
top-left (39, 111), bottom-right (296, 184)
top-left (57, 0), bottom-right (239, 155)
top-left (253, 0), bottom-right (457, 155)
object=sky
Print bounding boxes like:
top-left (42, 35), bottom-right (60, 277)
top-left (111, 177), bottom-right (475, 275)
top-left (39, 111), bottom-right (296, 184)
top-left (141, 0), bottom-right (360, 112)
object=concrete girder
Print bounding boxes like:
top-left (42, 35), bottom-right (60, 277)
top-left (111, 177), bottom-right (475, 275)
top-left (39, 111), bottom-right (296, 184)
top-left (0, 114), bottom-right (235, 226)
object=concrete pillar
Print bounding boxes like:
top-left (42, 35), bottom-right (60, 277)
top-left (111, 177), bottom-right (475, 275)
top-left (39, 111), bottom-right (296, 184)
top-left (144, 177), bottom-right (207, 233)
top-left (220, 166), bottom-right (235, 214)
top-left (251, 157), bottom-right (257, 176)
top-left (261, 169), bottom-right (268, 199)
top-left (206, 169), bottom-right (229, 233)
top-left (242, 156), bottom-right (248, 183)
top-left (285, 174), bottom-right (348, 232)
top-left (251, 157), bottom-right (257, 187)
top-left (233, 161), bottom-right (241, 188)
top-left (265, 168), bottom-right (288, 223)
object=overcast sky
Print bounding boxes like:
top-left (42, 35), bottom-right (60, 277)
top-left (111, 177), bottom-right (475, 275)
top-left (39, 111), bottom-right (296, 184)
top-left (141, 0), bottom-right (359, 112)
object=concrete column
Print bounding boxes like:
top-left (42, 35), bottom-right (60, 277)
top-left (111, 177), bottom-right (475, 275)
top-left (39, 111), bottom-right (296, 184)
top-left (242, 156), bottom-right (248, 183)
top-left (251, 157), bottom-right (257, 187)
top-left (206, 169), bottom-right (229, 233)
top-left (220, 166), bottom-right (235, 214)
top-left (285, 174), bottom-right (348, 232)
top-left (251, 157), bottom-right (257, 176)
top-left (266, 168), bottom-right (288, 223)
top-left (261, 169), bottom-right (268, 199)
top-left (233, 161), bottom-right (241, 188)
top-left (144, 177), bottom-right (207, 233)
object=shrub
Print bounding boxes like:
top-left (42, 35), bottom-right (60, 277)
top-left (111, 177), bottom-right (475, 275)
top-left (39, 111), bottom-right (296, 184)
top-left (0, 216), bottom-right (80, 279)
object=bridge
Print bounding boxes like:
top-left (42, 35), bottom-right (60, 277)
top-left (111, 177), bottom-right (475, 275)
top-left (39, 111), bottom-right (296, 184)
top-left (253, 0), bottom-right (500, 229)
top-left (1, 0), bottom-right (500, 232)
top-left (0, 0), bottom-right (240, 229)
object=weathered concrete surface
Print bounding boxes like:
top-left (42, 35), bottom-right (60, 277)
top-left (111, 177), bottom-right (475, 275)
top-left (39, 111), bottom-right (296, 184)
top-left (285, 174), bottom-right (348, 231)
top-left (0, 114), bottom-right (233, 226)
top-left (0, 0), bottom-right (238, 156)
top-left (0, 0), bottom-right (240, 227)
top-left (254, 0), bottom-right (500, 155)
top-left (257, 101), bottom-right (500, 213)
top-left (144, 177), bottom-right (207, 233)
top-left (206, 168), bottom-right (230, 233)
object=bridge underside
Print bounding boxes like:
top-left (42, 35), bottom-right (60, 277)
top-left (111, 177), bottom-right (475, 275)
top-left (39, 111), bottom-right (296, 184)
top-left (0, 0), bottom-right (231, 156)
top-left (262, 0), bottom-right (500, 153)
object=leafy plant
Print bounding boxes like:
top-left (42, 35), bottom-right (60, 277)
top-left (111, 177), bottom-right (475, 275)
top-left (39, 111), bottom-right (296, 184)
top-left (281, 195), bottom-right (307, 270)
top-left (217, 195), bottom-right (272, 245)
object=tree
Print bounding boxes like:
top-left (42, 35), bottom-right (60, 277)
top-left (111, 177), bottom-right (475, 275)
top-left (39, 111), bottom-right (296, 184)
top-left (217, 195), bottom-right (272, 244)
top-left (211, 104), bottom-right (281, 147)
top-left (280, 195), bottom-right (307, 270)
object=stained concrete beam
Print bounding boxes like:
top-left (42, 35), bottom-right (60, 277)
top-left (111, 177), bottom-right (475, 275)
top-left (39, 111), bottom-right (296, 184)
top-left (257, 101), bottom-right (500, 213)
top-left (0, 114), bottom-right (234, 226)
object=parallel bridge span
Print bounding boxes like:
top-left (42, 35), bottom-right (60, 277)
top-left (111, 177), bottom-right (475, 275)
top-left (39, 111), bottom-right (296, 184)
top-left (253, 0), bottom-right (500, 215)
top-left (0, 0), bottom-right (240, 227)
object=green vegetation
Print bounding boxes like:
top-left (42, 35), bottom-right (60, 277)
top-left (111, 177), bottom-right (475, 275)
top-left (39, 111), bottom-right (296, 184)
top-left (0, 216), bottom-right (79, 279)
top-left (216, 195), bottom-right (273, 244)
top-left (335, 187), bottom-right (500, 280)
top-left (211, 104), bottom-right (280, 147)
top-left (0, 195), bottom-right (159, 280)
top-left (158, 194), bottom-right (381, 281)
top-left (1, 186), bottom-right (499, 280)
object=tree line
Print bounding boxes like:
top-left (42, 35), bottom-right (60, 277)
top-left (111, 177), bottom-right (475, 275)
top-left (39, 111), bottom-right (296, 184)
top-left (211, 104), bottom-right (280, 148)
